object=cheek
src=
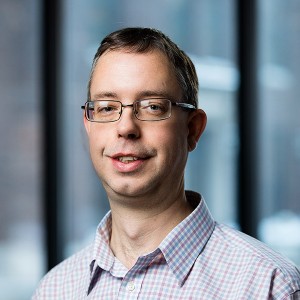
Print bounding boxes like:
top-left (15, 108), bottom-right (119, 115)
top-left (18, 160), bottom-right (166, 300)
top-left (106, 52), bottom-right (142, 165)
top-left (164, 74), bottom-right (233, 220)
top-left (155, 123), bottom-right (189, 164)
top-left (88, 128), bottom-right (107, 159)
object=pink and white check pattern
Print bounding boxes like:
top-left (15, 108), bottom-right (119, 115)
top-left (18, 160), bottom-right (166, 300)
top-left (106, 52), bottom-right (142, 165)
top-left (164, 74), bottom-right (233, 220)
top-left (33, 191), bottom-right (300, 299)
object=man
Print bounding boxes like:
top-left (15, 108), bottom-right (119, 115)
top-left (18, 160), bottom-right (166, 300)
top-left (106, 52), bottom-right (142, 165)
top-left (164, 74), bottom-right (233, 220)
top-left (33, 27), bottom-right (300, 299)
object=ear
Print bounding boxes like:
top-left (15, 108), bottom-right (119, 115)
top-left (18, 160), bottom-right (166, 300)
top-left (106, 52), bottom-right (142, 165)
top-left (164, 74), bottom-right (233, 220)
top-left (187, 109), bottom-right (207, 152)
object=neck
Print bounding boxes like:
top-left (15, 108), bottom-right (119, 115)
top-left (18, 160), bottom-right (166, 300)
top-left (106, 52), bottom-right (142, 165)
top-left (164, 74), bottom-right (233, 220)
top-left (109, 189), bottom-right (192, 269)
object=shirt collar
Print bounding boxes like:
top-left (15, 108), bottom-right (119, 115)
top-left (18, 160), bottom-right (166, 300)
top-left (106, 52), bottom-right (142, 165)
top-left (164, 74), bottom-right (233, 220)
top-left (158, 191), bottom-right (215, 285)
top-left (91, 211), bottom-right (114, 272)
top-left (90, 191), bottom-right (215, 286)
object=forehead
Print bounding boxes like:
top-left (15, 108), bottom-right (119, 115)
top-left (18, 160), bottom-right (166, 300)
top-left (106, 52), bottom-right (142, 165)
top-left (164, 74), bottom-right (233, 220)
top-left (90, 50), bottom-right (182, 100)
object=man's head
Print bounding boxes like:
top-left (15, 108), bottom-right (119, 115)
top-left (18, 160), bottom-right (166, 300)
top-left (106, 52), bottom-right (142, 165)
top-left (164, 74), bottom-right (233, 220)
top-left (87, 27), bottom-right (198, 108)
top-left (83, 27), bottom-right (206, 205)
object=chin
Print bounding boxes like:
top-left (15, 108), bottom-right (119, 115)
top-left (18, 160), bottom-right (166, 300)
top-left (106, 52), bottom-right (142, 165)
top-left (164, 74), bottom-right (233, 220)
top-left (105, 180), bottom-right (158, 199)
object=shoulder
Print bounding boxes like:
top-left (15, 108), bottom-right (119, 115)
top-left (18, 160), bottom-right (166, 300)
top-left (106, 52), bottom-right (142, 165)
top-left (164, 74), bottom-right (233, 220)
top-left (209, 223), bottom-right (300, 297)
top-left (32, 244), bottom-right (93, 299)
top-left (213, 223), bottom-right (296, 269)
top-left (46, 243), bottom-right (93, 277)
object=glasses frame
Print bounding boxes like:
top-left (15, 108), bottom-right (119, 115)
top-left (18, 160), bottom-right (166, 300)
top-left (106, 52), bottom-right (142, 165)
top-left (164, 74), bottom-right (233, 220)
top-left (81, 98), bottom-right (196, 123)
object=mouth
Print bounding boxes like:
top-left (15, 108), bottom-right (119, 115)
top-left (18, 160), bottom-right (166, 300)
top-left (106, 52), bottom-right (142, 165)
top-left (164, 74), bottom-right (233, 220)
top-left (110, 153), bottom-right (149, 173)
top-left (116, 156), bottom-right (140, 164)
top-left (108, 148), bottom-right (156, 172)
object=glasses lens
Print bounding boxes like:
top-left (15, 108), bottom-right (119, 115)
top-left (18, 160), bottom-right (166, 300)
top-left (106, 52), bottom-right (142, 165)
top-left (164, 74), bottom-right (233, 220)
top-left (87, 101), bottom-right (121, 122)
top-left (136, 99), bottom-right (171, 121)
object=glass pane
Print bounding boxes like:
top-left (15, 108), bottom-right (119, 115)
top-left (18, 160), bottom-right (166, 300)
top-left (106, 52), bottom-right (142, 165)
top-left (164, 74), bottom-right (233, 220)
top-left (258, 0), bottom-right (300, 267)
top-left (0, 0), bottom-right (44, 298)
top-left (61, 0), bottom-right (238, 256)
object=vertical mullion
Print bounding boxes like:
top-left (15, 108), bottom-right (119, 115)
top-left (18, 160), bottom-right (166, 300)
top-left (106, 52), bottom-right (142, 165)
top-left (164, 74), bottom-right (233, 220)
top-left (42, 0), bottom-right (63, 270)
top-left (237, 0), bottom-right (259, 238)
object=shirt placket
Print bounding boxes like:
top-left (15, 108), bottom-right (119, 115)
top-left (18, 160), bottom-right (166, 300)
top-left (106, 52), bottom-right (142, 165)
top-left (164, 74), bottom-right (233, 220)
top-left (117, 252), bottom-right (160, 300)
top-left (117, 270), bottom-right (145, 300)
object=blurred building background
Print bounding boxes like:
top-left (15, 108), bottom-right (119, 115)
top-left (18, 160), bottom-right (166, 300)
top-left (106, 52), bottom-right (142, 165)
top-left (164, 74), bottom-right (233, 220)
top-left (0, 0), bottom-right (300, 299)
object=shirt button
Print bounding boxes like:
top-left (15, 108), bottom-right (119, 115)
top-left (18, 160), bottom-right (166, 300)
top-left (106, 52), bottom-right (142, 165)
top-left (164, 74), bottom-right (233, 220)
top-left (126, 281), bottom-right (135, 292)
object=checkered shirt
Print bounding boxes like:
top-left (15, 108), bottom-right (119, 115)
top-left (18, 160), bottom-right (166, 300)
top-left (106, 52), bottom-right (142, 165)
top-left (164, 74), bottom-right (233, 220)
top-left (33, 191), bottom-right (300, 299)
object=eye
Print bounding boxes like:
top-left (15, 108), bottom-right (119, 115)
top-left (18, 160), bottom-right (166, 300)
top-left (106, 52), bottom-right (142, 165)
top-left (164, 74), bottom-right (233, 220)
top-left (139, 99), bottom-right (169, 115)
top-left (149, 104), bottom-right (163, 111)
top-left (94, 101), bottom-right (120, 115)
top-left (98, 106), bottom-right (114, 113)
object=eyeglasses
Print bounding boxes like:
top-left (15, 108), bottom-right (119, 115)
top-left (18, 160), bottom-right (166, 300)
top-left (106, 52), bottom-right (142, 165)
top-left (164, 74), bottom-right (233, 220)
top-left (81, 99), bottom-right (196, 123)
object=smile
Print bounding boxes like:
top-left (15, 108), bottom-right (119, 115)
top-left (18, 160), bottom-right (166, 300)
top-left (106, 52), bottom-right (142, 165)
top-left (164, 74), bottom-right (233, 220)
top-left (117, 156), bottom-right (139, 163)
top-left (110, 154), bottom-right (148, 173)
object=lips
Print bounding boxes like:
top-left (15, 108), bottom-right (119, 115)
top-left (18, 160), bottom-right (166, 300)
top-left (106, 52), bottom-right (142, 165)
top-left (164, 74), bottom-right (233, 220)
top-left (111, 152), bottom-right (149, 162)
top-left (110, 153), bottom-right (150, 172)
top-left (117, 156), bottom-right (139, 164)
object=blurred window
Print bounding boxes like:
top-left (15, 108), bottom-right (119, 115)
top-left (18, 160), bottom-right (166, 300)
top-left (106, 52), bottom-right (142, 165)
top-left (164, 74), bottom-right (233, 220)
top-left (0, 0), bottom-right (44, 298)
top-left (257, 0), bottom-right (300, 266)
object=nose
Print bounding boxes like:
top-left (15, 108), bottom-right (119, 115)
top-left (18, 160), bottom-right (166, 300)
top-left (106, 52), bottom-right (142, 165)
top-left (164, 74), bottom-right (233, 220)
top-left (117, 105), bottom-right (140, 139)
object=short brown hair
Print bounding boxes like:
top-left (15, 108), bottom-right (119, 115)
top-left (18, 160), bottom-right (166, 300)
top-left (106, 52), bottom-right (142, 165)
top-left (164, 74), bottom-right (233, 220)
top-left (87, 27), bottom-right (198, 107)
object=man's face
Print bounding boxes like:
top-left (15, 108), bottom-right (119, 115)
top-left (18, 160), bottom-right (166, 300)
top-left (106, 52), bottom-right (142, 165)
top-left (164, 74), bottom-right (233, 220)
top-left (84, 49), bottom-right (203, 203)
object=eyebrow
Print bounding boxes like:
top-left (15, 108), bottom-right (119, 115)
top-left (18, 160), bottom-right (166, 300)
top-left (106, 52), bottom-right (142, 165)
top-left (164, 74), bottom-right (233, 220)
top-left (91, 90), bottom-right (175, 101)
top-left (137, 90), bottom-right (174, 100)
top-left (91, 92), bottom-right (118, 99)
